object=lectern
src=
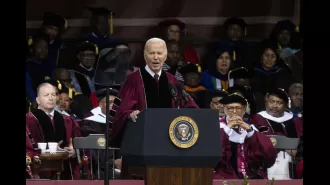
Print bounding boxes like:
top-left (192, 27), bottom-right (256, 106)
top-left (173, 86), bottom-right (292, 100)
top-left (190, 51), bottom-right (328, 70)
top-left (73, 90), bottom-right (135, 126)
top-left (120, 108), bottom-right (221, 185)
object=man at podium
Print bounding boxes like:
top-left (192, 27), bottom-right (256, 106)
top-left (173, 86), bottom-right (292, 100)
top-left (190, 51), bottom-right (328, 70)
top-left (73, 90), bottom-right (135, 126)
top-left (214, 93), bottom-right (276, 179)
top-left (112, 38), bottom-right (198, 179)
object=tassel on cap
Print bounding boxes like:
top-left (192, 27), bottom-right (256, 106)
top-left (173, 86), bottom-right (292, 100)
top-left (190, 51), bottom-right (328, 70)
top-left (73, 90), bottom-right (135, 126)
top-left (295, 25), bottom-right (299, 32)
top-left (95, 44), bottom-right (99, 55)
top-left (28, 36), bottom-right (33, 46)
top-left (244, 28), bottom-right (247, 36)
top-left (110, 12), bottom-right (113, 35)
top-left (195, 64), bottom-right (202, 73)
top-left (64, 19), bottom-right (68, 30)
top-left (233, 50), bottom-right (236, 61)
top-left (57, 80), bottom-right (62, 90)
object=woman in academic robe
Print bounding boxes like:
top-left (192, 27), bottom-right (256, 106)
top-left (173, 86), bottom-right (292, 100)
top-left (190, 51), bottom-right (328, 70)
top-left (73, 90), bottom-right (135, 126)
top-left (26, 81), bottom-right (81, 179)
top-left (214, 94), bottom-right (276, 179)
top-left (201, 45), bottom-right (235, 91)
top-left (250, 40), bottom-right (293, 95)
top-left (157, 19), bottom-right (200, 65)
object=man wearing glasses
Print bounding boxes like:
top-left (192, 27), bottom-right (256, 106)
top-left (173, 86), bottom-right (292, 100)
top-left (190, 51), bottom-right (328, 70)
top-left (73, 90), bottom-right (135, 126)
top-left (214, 93), bottom-right (276, 179)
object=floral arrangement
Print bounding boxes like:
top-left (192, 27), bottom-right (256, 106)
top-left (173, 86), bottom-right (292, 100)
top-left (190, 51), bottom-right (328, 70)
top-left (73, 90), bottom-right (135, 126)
top-left (222, 176), bottom-right (275, 185)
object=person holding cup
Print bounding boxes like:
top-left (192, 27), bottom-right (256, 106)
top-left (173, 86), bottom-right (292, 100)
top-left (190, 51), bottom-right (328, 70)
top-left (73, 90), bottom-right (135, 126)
top-left (26, 81), bottom-right (81, 180)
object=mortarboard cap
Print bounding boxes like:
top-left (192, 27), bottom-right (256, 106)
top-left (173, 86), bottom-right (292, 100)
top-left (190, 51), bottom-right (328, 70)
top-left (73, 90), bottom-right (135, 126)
top-left (267, 88), bottom-right (289, 103)
top-left (207, 90), bottom-right (229, 99)
top-left (76, 41), bottom-right (98, 55)
top-left (227, 86), bottom-right (247, 97)
top-left (229, 67), bottom-right (252, 79)
top-left (88, 7), bottom-right (115, 35)
top-left (224, 17), bottom-right (246, 30)
top-left (179, 64), bottom-right (202, 76)
top-left (88, 7), bottom-right (113, 16)
top-left (40, 78), bottom-right (63, 91)
top-left (96, 88), bottom-right (119, 102)
top-left (42, 12), bottom-right (67, 30)
top-left (274, 20), bottom-right (296, 33)
top-left (220, 93), bottom-right (248, 107)
top-left (58, 86), bottom-right (77, 99)
top-left (158, 19), bottom-right (186, 30)
top-left (214, 42), bottom-right (235, 59)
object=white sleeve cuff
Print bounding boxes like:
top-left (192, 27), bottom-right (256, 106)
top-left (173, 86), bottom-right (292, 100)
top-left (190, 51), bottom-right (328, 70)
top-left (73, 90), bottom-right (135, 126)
top-left (246, 130), bottom-right (255, 138)
top-left (222, 125), bottom-right (233, 136)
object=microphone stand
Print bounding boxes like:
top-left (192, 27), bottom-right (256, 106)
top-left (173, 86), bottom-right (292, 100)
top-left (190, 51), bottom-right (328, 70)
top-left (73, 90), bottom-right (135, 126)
top-left (104, 88), bottom-right (110, 185)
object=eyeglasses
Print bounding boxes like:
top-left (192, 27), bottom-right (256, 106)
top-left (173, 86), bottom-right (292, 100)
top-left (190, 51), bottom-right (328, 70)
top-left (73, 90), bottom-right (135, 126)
top-left (226, 106), bottom-right (243, 112)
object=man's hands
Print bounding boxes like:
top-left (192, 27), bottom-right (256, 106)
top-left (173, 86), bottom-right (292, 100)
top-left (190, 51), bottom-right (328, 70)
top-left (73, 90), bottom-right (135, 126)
top-left (57, 140), bottom-right (76, 158)
top-left (129, 110), bottom-right (140, 122)
top-left (227, 116), bottom-right (251, 130)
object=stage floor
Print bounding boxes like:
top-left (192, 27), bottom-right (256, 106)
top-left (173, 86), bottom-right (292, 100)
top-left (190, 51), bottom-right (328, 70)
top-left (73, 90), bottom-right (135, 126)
top-left (26, 180), bottom-right (303, 185)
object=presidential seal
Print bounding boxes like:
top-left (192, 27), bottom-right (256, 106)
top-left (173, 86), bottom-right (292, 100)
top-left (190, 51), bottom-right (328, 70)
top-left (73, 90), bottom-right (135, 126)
top-left (169, 116), bottom-right (199, 148)
top-left (270, 137), bottom-right (277, 147)
top-left (97, 137), bottom-right (106, 147)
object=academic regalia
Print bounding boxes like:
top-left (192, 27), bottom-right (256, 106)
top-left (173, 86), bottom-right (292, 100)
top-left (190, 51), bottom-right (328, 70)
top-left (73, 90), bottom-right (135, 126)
top-left (26, 72), bottom-right (36, 103)
top-left (83, 7), bottom-right (123, 48)
top-left (249, 89), bottom-right (303, 180)
top-left (158, 19), bottom-right (200, 64)
top-left (201, 44), bottom-right (235, 91)
top-left (26, 127), bottom-right (40, 179)
top-left (111, 66), bottom-right (198, 179)
top-left (26, 109), bottom-right (81, 179)
top-left (179, 64), bottom-right (206, 108)
top-left (26, 59), bottom-right (54, 92)
top-left (41, 12), bottom-right (67, 73)
top-left (214, 94), bottom-right (276, 179)
top-left (269, 20), bottom-right (297, 49)
top-left (69, 70), bottom-right (95, 97)
top-left (72, 41), bottom-right (97, 77)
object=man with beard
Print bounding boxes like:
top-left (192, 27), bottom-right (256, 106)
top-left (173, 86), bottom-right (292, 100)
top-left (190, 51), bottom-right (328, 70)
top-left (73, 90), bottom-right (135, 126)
top-left (214, 93), bottom-right (276, 179)
top-left (83, 7), bottom-right (122, 48)
top-left (179, 63), bottom-right (206, 107)
top-left (68, 41), bottom-right (97, 97)
top-left (250, 88), bottom-right (303, 180)
top-left (207, 90), bottom-right (228, 118)
top-left (288, 83), bottom-right (303, 117)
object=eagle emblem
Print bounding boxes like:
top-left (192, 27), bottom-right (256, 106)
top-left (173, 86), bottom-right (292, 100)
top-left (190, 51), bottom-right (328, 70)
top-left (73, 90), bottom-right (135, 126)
top-left (177, 124), bottom-right (191, 141)
top-left (169, 116), bottom-right (199, 149)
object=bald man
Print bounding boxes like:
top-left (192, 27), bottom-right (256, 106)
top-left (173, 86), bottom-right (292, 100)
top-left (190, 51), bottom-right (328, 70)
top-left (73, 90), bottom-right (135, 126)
top-left (111, 38), bottom-right (198, 179)
top-left (26, 82), bottom-right (81, 179)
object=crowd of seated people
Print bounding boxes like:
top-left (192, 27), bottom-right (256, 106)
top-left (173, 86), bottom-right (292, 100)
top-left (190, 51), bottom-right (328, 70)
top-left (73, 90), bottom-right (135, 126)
top-left (26, 8), bottom-right (303, 181)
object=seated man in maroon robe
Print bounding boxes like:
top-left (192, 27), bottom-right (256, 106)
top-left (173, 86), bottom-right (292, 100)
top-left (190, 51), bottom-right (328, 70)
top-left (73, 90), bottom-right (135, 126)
top-left (112, 38), bottom-right (198, 179)
top-left (214, 93), bottom-right (276, 179)
top-left (249, 88), bottom-right (303, 180)
top-left (26, 82), bottom-right (81, 179)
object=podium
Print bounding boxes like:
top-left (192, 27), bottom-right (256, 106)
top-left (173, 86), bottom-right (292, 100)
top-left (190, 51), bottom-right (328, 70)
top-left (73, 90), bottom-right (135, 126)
top-left (120, 108), bottom-right (221, 185)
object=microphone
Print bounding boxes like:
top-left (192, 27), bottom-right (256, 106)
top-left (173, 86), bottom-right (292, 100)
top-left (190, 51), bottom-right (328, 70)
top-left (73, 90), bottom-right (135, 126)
top-left (177, 83), bottom-right (189, 103)
top-left (168, 84), bottom-right (179, 108)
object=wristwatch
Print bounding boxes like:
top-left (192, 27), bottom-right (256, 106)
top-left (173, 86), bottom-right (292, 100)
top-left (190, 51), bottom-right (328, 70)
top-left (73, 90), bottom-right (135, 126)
top-left (247, 126), bottom-right (253, 133)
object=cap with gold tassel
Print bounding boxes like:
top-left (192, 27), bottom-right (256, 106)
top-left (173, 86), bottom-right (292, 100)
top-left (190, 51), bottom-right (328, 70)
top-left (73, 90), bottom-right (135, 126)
top-left (76, 41), bottom-right (99, 55)
top-left (88, 7), bottom-right (114, 35)
top-left (28, 36), bottom-right (33, 46)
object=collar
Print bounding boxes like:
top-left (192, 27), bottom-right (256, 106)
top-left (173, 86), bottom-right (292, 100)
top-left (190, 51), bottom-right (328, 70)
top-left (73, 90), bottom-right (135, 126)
top-left (257, 111), bottom-right (293, 123)
top-left (38, 107), bottom-right (55, 117)
top-left (145, 65), bottom-right (162, 79)
top-left (79, 63), bottom-right (93, 71)
top-left (91, 106), bottom-right (102, 115)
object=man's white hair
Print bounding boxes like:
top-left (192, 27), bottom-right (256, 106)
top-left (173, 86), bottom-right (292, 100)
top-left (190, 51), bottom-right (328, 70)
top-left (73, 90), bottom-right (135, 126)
top-left (289, 83), bottom-right (303, 95)
top-left (144, 37), bottom-right (167, 54)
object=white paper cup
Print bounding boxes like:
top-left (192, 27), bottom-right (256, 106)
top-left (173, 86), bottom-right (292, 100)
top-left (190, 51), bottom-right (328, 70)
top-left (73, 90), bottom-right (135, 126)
top-left (48, 142), bottom-right (58, 153)
top-left (37, 143), bottom-right (47, 153)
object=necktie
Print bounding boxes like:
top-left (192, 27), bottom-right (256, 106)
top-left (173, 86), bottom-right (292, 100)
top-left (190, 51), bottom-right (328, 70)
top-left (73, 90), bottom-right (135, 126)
top-left (154, 74), bottom-right (159, 83)
top-left (48, 114), bottom-right (55, 128)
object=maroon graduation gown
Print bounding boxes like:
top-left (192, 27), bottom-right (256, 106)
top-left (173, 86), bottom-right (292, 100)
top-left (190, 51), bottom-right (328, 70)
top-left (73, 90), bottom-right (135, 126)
top-left (214, 117), bottom-right (276, 179)
top-left (112, 69), bottom-right (198, 179)
top-left (26, 109), bottom-right (81, 180)
top-left (249, 113), bottom-right (303, 137)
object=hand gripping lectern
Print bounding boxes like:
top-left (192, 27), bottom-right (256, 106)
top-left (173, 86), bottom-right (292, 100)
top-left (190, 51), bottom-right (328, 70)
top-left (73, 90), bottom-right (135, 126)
top-left (120, 108), bottom-right (221, 185)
